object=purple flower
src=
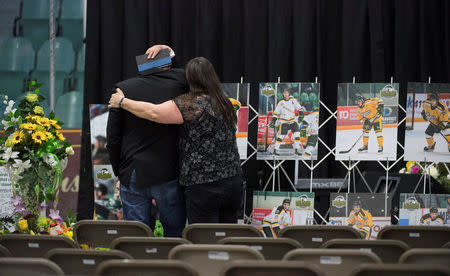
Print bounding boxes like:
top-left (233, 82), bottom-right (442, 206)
top-left (49, 209), bottom-right (62, 223)
top-left (11, 195), bottom-right (23, 207)
top-left (411, 166), bottom-right (420, 174)
top-left (13, 204), bottom-right (25, 214)
top-left (40, 202), bottom-right (48, 210)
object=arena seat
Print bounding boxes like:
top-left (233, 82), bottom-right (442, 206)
top-left (60, 0), bottom-right (84, 51)
top-left (0, 234), bottom-right (77, 257)
top-left (350, 263), bottom-right (450, 276)
top-left (0, 244), bottom-right (11, 257)
top-left (182, 223), bottom-right (263, 244)
top-left (443, 242), bottom-right (450, 248)
top-left (0, 37), bottom-right (34, 99)
top-left (0, 257), bottom-right (63, 275)
top-left (110, 237), bottom-right (191, 260)
top-left (44, 248), bottom-right (131, 275)
top-left (96, 259), bottom-right (199, 276)
top-left (322, 239), bottom-right (409, 263)
top-left (377, 226), bottom-right (450, 248)
top-left (54, 91), bottom-right (83, 129)
top-left (221, 260), bottom-right (324, 276)
top-left (283, 248), bottom-right (381, 276)
top-left (399, 248), bottom-right (450, 269)
top-left (278, 226), bottom-right (361, 248)
top-left (19, 0), bottom-right (60, 50)
top-left (73, 220), bottom-right (153, 248)
top-left (169, 244), bottom-right (264, 276)
top-left (218, 237), bottom-right (302, 260)
top-left (32, 37), bottom-right (75, 101)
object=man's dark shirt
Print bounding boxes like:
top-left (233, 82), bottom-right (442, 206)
top-left (106, 68), bottom-right (188, 188)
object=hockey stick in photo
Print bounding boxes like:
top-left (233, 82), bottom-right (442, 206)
top-left (338, 132), bottom-right (364, 154)
top-left (439, 131), bottom-right (449, 143)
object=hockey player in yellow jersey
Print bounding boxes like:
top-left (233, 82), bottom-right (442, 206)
top-left (421, 93), bottom-right (450, 152)
top-left (356, 95), bottom-right (384, 153)
top-left (348, 201), bottom-right (374, 240)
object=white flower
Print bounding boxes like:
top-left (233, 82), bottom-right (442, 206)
top-left (43, 153), bottom-right (57, 167)
top-left (429, 166), bottom-right (439, 179)
top-left (399, 168), bottom-right (405, 173)
top-left (5, 164), bottom-right (22, 183)
top-left (60, 157), bottom-right (68, 171)
top-left (447, 174), bottom-right (450, 180)
top-left (1, 148), bottom-right (19, 162)
top-left (4, 100), bottom-right (16, 115)
top-left (65, 146), bottom-right (75, 155)
top-left (10, 116), bottom-right (19, 124)
top-left (1, 120), bottom-right (9, 129)
top-left (13, 159), bottom-right (32, 174)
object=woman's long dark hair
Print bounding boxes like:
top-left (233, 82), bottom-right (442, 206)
top-left (185, 57), bottom-right (237, 128)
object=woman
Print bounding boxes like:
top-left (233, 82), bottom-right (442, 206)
top-left (109, 56), bottom-right (243, 224)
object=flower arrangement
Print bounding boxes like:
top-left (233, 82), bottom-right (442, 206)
top-left (399, 161), bottom-right (450, 191)
top-left (0, 81), bottom-right (75, 236)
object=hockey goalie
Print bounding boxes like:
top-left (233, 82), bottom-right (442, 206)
top-left (421, 93), bottom-right (450, 152)
top-left (268, 89), bottom-right (304, 156)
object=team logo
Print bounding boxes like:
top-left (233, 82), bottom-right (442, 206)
top-left (295, 195), bottom-right (312, 209)
top-left (380, 84), bottom-right (398, 98)
top-left (332, 195), bottom-right (346, 208)
top-left (261, 84), bottom-right (275, 96)
top-left (402, 197), bottom-right (420, 209)
top-left (96, 168), bottom-right (112, 179)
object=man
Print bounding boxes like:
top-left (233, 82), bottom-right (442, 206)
top-left (356, 95), bottom-right (384, 153)
top-left (269, 89), bottom-right (304, 156)
top-left (348, 201), bottom-right (373, 240)
top-left (421, 93), bottom-right (450, 152)
top-left (262, 198), bottom-right (292, 237)
top-left (302, 107), bottom-right (319, 159)
top-left (420, 207), bottom-right (445, 225)
top-left (107, 45), bottom-right (188, 237)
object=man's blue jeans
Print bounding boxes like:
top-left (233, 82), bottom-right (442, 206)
top-left (120, 170), bottom-right (186, 237)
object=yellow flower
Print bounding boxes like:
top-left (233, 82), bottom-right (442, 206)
top-left (66, 146), bottom-right (75, 155)
top-left (80, 244), bottom-right (89, 250)
top-left (38, 117), bottom-right (51, 127)
top-left (56, 130), bottom-right (66, 141)
top-left (30, 230), bottom-right (35, 235)
top-left (0, 230), bottom-right (4, 235)
top-left (12, 131), bottom-right (24, 145)
top-left (26, 115), bottom-right (41, 122)
top-left (18, 219), bottom-right (28, 230)
top-left (406, 161), bottom-right (416, 172)
top-left (33, 106), bottom-right (44, 115)
top-left (43, 131), bottom-right (53, 140)
top-left (32, 131), bottom-right (46, 144)
top-left (5, 139), bottom-right (13, 148)
top-left (25, 93), bottom-right (38, 102)
top-left (49, 119), bottom-right (61, 129)
top-left (63, 230), bottom-right (73, 239)
top-left (20, 123), bottom-right (37, 130)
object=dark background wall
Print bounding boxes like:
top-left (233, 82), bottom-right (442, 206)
top-left (78, 0), bottom-right (450, 220)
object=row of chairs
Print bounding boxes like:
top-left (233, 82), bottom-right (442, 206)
top-left (14, 0), bottom-right (84, 50)
top-left (1, 233), bottom-right (449, 262)
top-left (1, 244), bottom-right (449, 275)
top-left (0, 37), bottom-right (84, 100)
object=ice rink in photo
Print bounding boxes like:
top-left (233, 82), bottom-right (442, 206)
top-left (405, 122), bottom-right (449, 162)
top-left (336, 127), bottom-right (398, 161)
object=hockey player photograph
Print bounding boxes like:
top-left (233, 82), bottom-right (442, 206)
top-left (261, 198), bottom-right (292, 237)
top-left (399, 193), bottom-right (450, 226)
top-left (329, 193), bottom-right (391, 239)
top-left (257, 82), bottom-right (320, 160)
top-left (335, 83), bottom-right (399, 161)
top-left (405, 83), bottom-right (450, 163)
top-left (221, 83), bottom-right (250, 159)
top-left (420, 207), bottom-right (445, 225)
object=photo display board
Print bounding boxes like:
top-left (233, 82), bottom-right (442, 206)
top-left (329, 193), bottom-right (392, 239)
top-left (404, 83), bottom-right (450, 162)
top-left (399, 193), bottom-right (450, 226)
top-left (221, 83), bottom-right (250, 159)
top-left (335, 83), bottom-right (399, 161)
top-left (252, 191), bottom-right (315, 237)
top-left (257, 82), bottom-right (320, 160)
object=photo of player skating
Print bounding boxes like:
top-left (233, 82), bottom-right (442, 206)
top-left (257, 82), bottom-right (320, 160)
top-left (335, 83), bottom-right (399, 161)
top-left (405, 83), bottom-right (450, 163)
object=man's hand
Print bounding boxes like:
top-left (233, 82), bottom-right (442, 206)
top-left (108, 88), bottom-right (125, 108)
top-left (421, 110), bottom-right (429, 121)
top-left (437, 122), bottom-right (446, 132)
top-left (145, 45), bottom-right (172, 59)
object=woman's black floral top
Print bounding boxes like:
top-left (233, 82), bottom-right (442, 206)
top-left (173, 93), bottom-right (242, 186)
